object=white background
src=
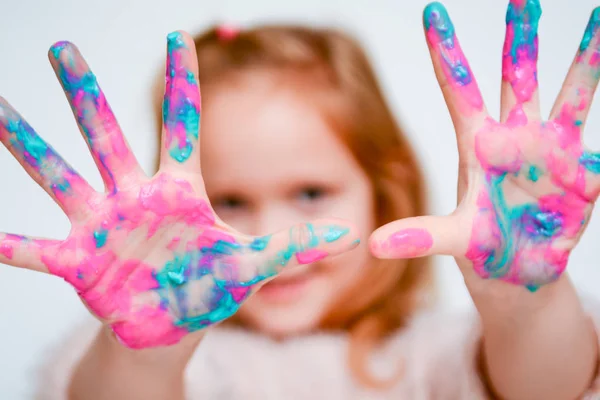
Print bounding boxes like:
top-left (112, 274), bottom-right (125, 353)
top-left (1, 0), bottom-right (600, 397)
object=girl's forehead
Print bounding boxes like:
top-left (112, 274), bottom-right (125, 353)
top-left (199, 83), bottom-right (361, 187)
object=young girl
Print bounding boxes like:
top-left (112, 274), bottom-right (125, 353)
top-left (1, 1), bottom-right (600, 399)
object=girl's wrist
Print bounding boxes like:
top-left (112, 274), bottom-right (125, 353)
top-left (100, 324), bottom-right (204, 372)
top-left (461, 265), bottom-right (572, 326)
top-left (68, 325), bottom-right (203, 400)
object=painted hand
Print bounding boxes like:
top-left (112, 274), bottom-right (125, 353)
top-left (0, 32), bottom-right (359, 348)
top-left (370, 1), bottom-right (600, 291)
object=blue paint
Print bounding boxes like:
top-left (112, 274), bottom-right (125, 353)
top-left (525, 283), bottom-right (539, 292)
top-left (305, 223), bottom-right (319, 248)
top-left (203, 240), bottom-right (241, 256)
top-left (527, 165), bottom-right (541, 182)
top-left (352, 239), bottom-right (361, 246)
top-left (580, 151), bottom-right (600, 174)
top-left (517, 204), bottom-right (563, 239)
top-left (50, 41), bottom-right (69, 60)
top-left (580, 7), bottom-right (600, 53)
top-left (505, 0), bottom-right (542, 64)
top-left (165, 98), bottom-right (200, 163)
top-left (151, 219), bottom-right (350, 332)
top-left (575, 120), bottom-right (583, 127)
top-left (482, 174), bottom-right (513, 277)
top-left (186, 71), bottom-right (196, 84)
top-left (156, 254), bottom-right (192, 288)
top-left (167, 31), bottom-right (186, 48)
top-left (93, 229), bottom-right (108, 248)
top-left (323, 226), bottom-right (349, 243)
top-left (423, 2), bottom-right (454, 44)
top-left (250, 236), bottom-right (270, 251)
top-left (3, 114), bottom-right (72, 193)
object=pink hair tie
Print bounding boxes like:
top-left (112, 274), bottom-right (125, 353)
top-left (216, 24), bottom-right (240, 41)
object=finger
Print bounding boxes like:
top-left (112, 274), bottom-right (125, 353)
top-left (369, 215), bottom-right (463, 259)
top-left (0, 97), bottom-right (95, 218)
top-left (159, 31), bottom-right (202, 173)
top-left (0, 233), bottom-right (60, 273)
top-left (500, 0), bottom-right (542, 122)
top-left (239, 218), bottom-right (361, 286)
top-left (48, 41), bottom-right (143, 194)
top-left (550, 8), bottom-right (600, 127)
top-left (423, 2), bottom-right (487, 133)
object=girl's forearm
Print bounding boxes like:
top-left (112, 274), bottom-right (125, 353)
top-left (467, 273), bottom-right (598, 400)
top-left (69, 326), bottom-right (203, 400)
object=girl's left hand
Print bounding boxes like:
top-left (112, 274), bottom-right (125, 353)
top-left (370, 0), bottom-right (600, 291)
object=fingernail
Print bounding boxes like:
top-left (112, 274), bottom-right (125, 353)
top-left (579, 8), bottom-right (600, 54)
top-left (374, 228), bottom-right (433, 258)
top-left (49, 41), bottom-right (70, 60)
top-left (423, 2), bottom-right (455, 45)
top-left (167, 31), bottom-right (186, 49)
top-left (506, 0), bottom-right (542, 25)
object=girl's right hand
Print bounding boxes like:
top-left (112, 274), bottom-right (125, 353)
top-left (0, 31), bottom-right (359, 349)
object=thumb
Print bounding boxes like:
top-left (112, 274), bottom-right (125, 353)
top-left (369, 215), bottom-right (464, 259)
top-left (241, 218), bottom-right (361, 284)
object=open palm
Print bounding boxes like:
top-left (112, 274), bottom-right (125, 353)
top-left (371, 0), bottom-right (600, 291)
top-left (0, 32), bottom-right (358, 348)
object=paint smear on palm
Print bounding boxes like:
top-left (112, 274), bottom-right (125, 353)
top-left (468, 99), bottom-right (595, 291)
top-left (423, 2), bottom-right (484, 113)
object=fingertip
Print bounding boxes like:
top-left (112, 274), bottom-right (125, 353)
top-left (580, 7), bottom-right (600, 54)
top-left (48, 41), bottom-right (77, 61)
top-left (368, 227), bottom-right (434, 260)
top-left (506, 0), bottom-right (542, 23)
top-left (423, 2), bottom-right (452, 35)
top-left (167, 30), bottom-right (194, 50)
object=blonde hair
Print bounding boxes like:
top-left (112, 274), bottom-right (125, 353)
top-left (158, 24), bottom-right (435, 389)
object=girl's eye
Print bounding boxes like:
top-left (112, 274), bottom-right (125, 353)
top-left (297, 187), bottom-right (327, 202)
top-left (213, 196), bottom-right (247, 210)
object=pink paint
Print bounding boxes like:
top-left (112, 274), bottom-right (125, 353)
top-left (590, 52), bottom-right (600, 67)
top-left (111, 306), bottom-right (188, 349)
top-left (229, 286), bottom-right (251, 303)
top-left (502, 24), bottom-right (538, 104)
top-left (0, 242), bottom-right (13, 260)
top-left (502, 1), bottom-right (540, 107)
top-left (376, 228), bottom-right (433, 258)
top-left (295, 249), bottom-right (328, 264)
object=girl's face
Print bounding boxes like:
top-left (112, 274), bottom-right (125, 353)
top-left (201, 74), bottom-right (375, 337)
